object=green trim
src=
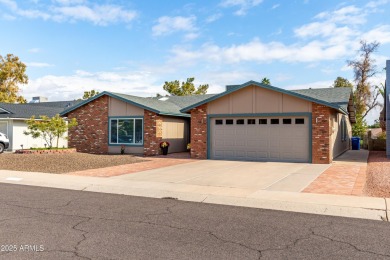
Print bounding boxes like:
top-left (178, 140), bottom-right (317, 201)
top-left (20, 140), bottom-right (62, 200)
top-left (159, 112), bottom-right (191, 117)
top-left (207, 113), bottom-right (312, 163)
top-left (108, 116), bottom-right (143, 119)
top-left (180, 81), bottom-right (348, 114)
top-left (60, 91), bottom-right (108, 116)
top-left (60, 91), bottom-right (190, 118)
top-left (60, 91), bottom-right (160, 116)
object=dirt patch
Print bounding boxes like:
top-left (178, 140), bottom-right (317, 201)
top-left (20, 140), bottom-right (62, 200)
top-left (0, 153), bottom-right (147, 174)
top-left (365, 151), bottom-right (390, 197)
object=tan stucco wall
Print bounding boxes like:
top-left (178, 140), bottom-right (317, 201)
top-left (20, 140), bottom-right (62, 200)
top-left (108, 97), bottom-right (144, 116)
top-left (331, 112), bottom-right (351, 159)
top-left (162, 116), bottom-right (189, 153)
top-left (207, 85), bottom-right (312, 114)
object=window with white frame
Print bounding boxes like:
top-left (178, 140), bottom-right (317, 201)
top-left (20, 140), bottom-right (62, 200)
top-left (109, 118), bottom-right (143, 145)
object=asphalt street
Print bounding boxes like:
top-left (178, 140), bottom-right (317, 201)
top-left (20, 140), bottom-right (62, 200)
top-left (0, 183), bottom-right (389, 260)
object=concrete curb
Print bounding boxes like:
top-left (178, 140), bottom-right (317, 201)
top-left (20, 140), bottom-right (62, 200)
top-left (0, 170), bottom-right (388, 222)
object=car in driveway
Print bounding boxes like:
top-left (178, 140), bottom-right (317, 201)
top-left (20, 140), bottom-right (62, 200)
top-left (0, 132), bottom-right (9, 153)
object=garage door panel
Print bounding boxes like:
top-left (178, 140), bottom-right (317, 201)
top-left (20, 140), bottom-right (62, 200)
top-left (211, 116), bottom-right (309, 162)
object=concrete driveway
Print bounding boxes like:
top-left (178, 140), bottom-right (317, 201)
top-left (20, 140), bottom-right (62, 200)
top-left (114, 160), bottom-right (330, 193)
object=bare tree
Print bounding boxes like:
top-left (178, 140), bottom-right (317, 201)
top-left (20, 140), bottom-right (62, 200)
top-left (347, 40), bottom-right (380, 119)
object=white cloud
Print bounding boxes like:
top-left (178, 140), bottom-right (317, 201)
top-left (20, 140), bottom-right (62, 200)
top-left (220, 0), bottom-right (263, 16)
top-left (53, 0), bottom-right (86, 5)
top-left (365, 0), bottom-right (389, 8)
top-left (53, 5), bottom-right (137, 25)
top-left (184, 32), bottom-right (200, 41)
top-left (271, 4), bottom-right (280, 9)
top-left (0, 0), bottom-right (17, 10)
top-left (362, 25), bottom-right (390, 44)
top-left (28, 48), bottom-right (41, 53)
top-left (169, 38), bottom-right (352, 65)
top-left (22, 70), bottom-right (162, 101)
top-left (0, 0), bottom-right (137, 25)
top-left (2, 13), bottom-right (16, 20)
top-left (205, 13), bottom-right (222, 23)
top-left (152, 15), bottom-right (197, 37)
top-left (26, 62), bottom-right (53, 68)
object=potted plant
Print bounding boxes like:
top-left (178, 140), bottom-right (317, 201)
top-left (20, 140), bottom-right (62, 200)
top-left (120, 145), bottom-right (125, 155)
top-left (187, 143), bottom-right (191, 151)
top-left (160, 141), bottom-right (170, 155)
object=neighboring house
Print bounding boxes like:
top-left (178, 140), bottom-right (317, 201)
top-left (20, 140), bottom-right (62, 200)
top-left (61, 81), bottom-right (355, 164)
top-left (0, 100), bottom-right (80, 150)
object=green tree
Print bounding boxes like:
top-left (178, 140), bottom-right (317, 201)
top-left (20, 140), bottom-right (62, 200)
top-left (163, 77), bottom-right (208, 96)
top-left (347, 40), bottom-right (380, 119)
top-left (24, 114), bottom-right (78, 148)
top-left (352, 114), bottom-right (368, 138)
top-left (261, 77), bottom-right (271, 85)
top-left (82, 90), bottom-right (100, 100)
top-left (0, 54), bottom-right (28, 103)
top-left (332, 77), bottom-right (353, 88)
top-left (367, 119), bottom-right (380, 129)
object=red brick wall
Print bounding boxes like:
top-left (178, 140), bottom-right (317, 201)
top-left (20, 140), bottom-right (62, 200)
top-left (67, 95), bottom-right (109, 154)
top-left (190, 104), bottom-right (207, 159)
top-left (312, 102), bottom-right (332, 164)
top-left (143, 110), bottom-right (163, 156)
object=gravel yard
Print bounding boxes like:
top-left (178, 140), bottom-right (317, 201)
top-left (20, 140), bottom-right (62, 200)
top-left (0, 153), bottom-right (147, 174)
top-left (365, 151), bottom-right (390, 197)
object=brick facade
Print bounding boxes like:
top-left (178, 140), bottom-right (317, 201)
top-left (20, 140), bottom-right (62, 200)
top-left (312, 102), bottom-right (332, 164)
top-left (67, 95), bottom-right (109, 154)
top-left (190, 104), bottom-right (207, 159)
top-left (143, 110), bottom-right (163, 156)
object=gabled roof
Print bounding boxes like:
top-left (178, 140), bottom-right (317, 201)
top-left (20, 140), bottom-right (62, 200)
top-left (60, 91), bottom-right (217, 117)
top-left (0, 100), bottom-right (81, 119)
top-left (180, 81), bottom-right (352, 114)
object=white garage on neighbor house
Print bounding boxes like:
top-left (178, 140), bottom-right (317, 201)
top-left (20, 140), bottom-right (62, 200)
top-left (0, 99), bottom-right (80, 151)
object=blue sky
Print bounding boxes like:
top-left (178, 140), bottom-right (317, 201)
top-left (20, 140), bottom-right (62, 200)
top-left (1, 0), bottom-right (390, 123)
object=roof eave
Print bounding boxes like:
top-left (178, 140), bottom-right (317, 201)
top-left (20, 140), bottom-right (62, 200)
top-left (159, 112), bottom-right (191, 118)
top-left (60, 91), bottom-right (161, 116)
top-left (180, 80), bottom-right (349, 113)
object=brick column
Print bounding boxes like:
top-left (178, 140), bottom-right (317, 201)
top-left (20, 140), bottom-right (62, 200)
top-left (143, 110), bottom-right (163, 156)
top-left (68, 95), bottom-right (109, 154)
top-left (312, 102), bottom-right (332, 164)
top-left (190, 104), bottom-right (207, 159)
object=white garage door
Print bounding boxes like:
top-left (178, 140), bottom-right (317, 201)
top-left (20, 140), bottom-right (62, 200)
top-left (210, 116), bottom-right (310, 162)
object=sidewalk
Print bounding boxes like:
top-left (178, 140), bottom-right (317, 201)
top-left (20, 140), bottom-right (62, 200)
top-left (0, 165), bottom-right (388, 222)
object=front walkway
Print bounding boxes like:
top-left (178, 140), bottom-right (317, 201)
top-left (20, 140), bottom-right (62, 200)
top-left (303, 150), bottom-right (368, 196)
top-left (67, 152), bottom-right (195, 177)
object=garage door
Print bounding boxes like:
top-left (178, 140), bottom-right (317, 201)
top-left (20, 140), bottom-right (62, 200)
top-left (210, 116), bottom-right (310, 162)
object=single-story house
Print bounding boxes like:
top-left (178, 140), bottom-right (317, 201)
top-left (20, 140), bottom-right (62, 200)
top-left (61, 81), bottom-right (355, 164)
top-left (0, 100), bottom-right (80, 150)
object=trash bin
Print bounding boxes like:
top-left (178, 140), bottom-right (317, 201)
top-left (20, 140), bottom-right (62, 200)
top-left (351, 137), bottom-right (360, 150)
